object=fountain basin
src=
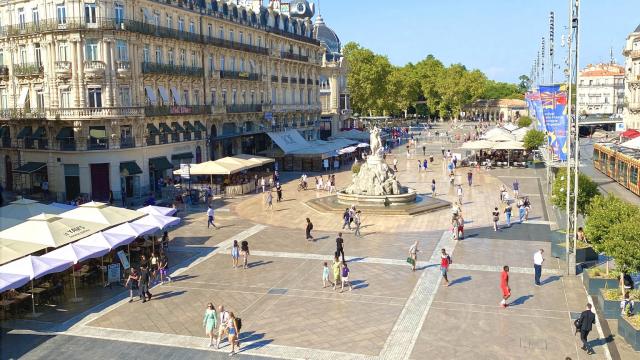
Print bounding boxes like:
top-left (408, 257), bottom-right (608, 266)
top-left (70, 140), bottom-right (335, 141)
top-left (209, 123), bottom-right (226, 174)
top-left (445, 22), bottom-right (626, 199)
top-left (307, 190), bottom-right (450, 216)
top-left (336, 187), bottom-right (417, 206)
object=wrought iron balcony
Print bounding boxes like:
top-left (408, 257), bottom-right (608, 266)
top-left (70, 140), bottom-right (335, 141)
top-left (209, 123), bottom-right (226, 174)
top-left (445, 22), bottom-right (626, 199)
top-left (141, 62), bottom-right (204, 77)
top-left (271, 75), bottom-right (278, 82)
top-left (125, 19), bottom-right (201, 43)
top-left (14, 63), bottom-right (43, 77)
top-left (0, 108), bottom-right (46, 120)
top-left (0, 65), bottom-right (8, 78)
top-left (267, 28), bottom-right (320, 46)
top-left (47, 107), bottom-right (144, 120)
top-left (226, 104), bottom-right (262, 113)
top-left (281, 52), bottom-right (309, 62)
top-left (0, 17), bottom-right (122, 37)
top-left (203, 36), bottom-right (269, 55)
top-left (144, 105), bottom-right (212, 116)
top-left (219, 70), bottom-right (260, 81)
top-left (120, 136), bottom-right (136, 149)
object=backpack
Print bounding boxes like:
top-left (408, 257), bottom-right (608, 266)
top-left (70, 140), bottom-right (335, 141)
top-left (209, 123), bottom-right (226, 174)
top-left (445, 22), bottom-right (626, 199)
top-left (447, 255), bottom-right (452, 265)
top-left (236, 318), bottom-right (242, 332)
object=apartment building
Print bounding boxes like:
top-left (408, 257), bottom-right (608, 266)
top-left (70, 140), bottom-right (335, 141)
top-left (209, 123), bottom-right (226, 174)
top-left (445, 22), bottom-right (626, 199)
top-left (623, 24), bottom-right (640, 129)
top-left (577, 63), bottom-right (625, 116)
top-left (0, 0), bottom-right (324, 202)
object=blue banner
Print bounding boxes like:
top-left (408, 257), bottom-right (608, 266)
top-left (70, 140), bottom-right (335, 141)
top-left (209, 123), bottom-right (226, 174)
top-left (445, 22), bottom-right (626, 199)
top-left (526, 91), bottom-right (545, 131)
top-left (539, 85), bottom-right (568, 161)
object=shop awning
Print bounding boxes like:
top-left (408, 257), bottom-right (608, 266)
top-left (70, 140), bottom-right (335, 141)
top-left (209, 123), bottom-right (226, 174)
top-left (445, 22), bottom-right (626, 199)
top-left (149, 156), bottom-right (173, 171)
top-left (266, 129), bottom-right (308, 154)
top-left (183, 121), bottom-right (196, 132)
top-left (194, 121), bottom-right (206, 132)
top-left (32, 126), bottom-right (46, 138)
top-left (56, 127), bottom-right (74, 140)
top-left (171, 122), bottom-right (185, 132)
top-left (120, 161), bottom-right (143, 176)
top-left (13, 162), bottom-right (46, 174)
top-left (170, 87), bottom-right (181, 105)
top-left (146, 123), bottom-right (159, 135)
top-left (16, 126), bottom-right (32, 139)
top-left (159, 123), bottom-right (173, 133)
top-left (158, 86), bottom-right (170, 104)
top-left (171, 152), bottom-right (193, 161)
top-left (144, 86), bottom-right (157, 105)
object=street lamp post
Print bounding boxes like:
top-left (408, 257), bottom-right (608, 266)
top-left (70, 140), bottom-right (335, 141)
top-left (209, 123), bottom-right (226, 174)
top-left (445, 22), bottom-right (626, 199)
top-left (572, 0), bottom-right (581, 269)
top-left (564, 0), bottom-right (574, 275)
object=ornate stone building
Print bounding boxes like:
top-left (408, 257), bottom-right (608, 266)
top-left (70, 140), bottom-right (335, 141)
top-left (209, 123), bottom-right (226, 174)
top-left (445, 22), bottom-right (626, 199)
top-left (0, 0), bottom-right (323, 201)
top-left (577, 63), bottom-right (625, 116)
top-left (623, 24), bottom-right (640, 130)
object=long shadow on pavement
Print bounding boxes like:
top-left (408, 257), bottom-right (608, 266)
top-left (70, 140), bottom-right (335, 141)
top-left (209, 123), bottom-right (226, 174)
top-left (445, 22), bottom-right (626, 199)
top-left (464, 223), bottom-right (551, 242)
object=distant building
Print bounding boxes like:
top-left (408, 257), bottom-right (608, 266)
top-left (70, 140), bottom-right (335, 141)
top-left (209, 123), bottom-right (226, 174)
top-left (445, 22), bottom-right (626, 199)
top-left (623, 24), bottom-right (640, 129)
top-left (577, 63), bottom-right (625, 116)
top-left (464, 99), bottom-right (528, 122)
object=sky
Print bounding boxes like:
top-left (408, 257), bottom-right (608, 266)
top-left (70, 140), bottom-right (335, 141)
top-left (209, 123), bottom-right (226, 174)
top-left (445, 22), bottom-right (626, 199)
top-left (316, 0), bottom-right (638, 83)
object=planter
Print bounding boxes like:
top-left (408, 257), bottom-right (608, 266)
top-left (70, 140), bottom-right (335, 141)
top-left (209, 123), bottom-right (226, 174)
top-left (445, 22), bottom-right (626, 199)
top-left (618, 316), bottom-right (640, 351)
top-left (582, 270), bottom-right (619, 296)
top-left (576, 246), bottom-right (598, 263)
top-left (597, 289), bottom-right (622, 319)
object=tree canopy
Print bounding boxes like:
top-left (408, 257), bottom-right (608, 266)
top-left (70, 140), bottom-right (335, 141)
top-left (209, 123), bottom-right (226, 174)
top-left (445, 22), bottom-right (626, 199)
top-left (551, 168), bottom-right (600, 216)
top-left (523, 129), bottom-right (546, 151)
top-left (342, 42), bottom-right (525, 117)
top-left (584, 195), bottom-right (639, 252)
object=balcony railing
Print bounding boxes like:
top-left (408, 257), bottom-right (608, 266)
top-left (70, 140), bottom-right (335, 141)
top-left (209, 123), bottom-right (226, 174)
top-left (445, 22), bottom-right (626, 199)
top-left (271, 75), bottom-right (278, 82)
top-left (226, 104), bottom-right (262, 113)
top-left (281, 76), bottom-right (289, 83)
top-left (55, 61), bottom-right (72, 71)
top-left (281, 52), bottom-right (309, 62)
top-left (0, 17), bottom-right (123, 37)
top-left (120, 136), bottom-right (135, 149)
top-left (141, 62), bottom-right (204, 77)
top-left (116, 61), bottom-right (131, 71)
top-left (203, 36), bottom-right (269, 55)
top-left (14, 62), bottom-right (43, 77)
top-left (144, 105), bottom-right (211, 116)
top-left (219, 70), bottom-right (260, 81)
top-left (0, 109), bottom-right (46, 120)
top-left (47, 107), bottom-right (144, 119)
top-left (291, 78), bottom-right (298, 84)
top-left (0, 65), bottom-right (9, 77)
top-left (267, 28), bottom-right (320, 46)
top-left (125, 19), bottom-right (201, 43)
top-left (88, 138), bottom-right (109, 150)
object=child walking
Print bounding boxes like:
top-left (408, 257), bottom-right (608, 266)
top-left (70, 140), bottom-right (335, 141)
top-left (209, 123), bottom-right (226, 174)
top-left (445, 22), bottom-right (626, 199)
top-left (322, 262), bottom-right (334, 288)
top-left (340, 261), bottom-right (353, 292)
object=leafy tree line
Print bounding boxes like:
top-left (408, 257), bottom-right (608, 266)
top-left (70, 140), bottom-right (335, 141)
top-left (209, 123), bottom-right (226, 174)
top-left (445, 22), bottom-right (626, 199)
top-left (342, 42), bottom-right (526, 118)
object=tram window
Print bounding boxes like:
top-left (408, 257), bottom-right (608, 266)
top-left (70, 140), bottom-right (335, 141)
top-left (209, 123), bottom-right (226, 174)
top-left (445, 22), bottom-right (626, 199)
top-left (609, 156), bottom-right (615, 173)
top-left (632, 166), bottom-right (638, 185)
top-left (593, 149), bottom-right (599, 162)
top-left (618, 161), bottom-right (627, 183)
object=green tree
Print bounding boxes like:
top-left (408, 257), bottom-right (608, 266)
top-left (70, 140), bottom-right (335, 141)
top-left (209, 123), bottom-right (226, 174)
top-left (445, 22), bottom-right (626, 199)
top-left (604, 215), bottom-right (640, 276)
top-left (523, 129), bottom-right (545, 150)
top-left (343, 42), bottom-right (391, 115)
top-left (585, 195), bottom-right (639, 252)
top-left (518, 75), bottom-right (530, 93)
top-left (517, 116), bottom-right (533, 128)
top-left (483, 81), bottom-right (523, 99)
top-left (415, 55), bottom-right (445, 117)
top-left (551, 168), bottom-right (599, 216)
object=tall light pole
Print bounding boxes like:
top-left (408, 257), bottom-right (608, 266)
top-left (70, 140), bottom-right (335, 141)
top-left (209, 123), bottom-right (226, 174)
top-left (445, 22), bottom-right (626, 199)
top-left (550, 11), bottom-right (555, 84)
top-left (564, 0), bottom-right (574, 275)
top-left (572, 0), bottom-right (581, 271)
top-left (541, 37), bottom-right (546, 84)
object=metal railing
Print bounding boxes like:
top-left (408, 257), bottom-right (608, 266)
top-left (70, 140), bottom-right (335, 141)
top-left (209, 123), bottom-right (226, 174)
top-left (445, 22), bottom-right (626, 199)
top-left (281, 52), bottom-right (309, 62)
top-left (0, 109), bottom-right (46, 119)
top-left (120, 136), bottom-right (135, 148)
top-left (0, 65), bottom-right (9, 76)
top-left (141, 62), bottom-right (204, 77)
top-left (48, 107), bottom-right (144, 119)
top-left (84, 60), bottom-right (106, 71)
top-left (226, 104), bottom-right (262, 113)
top-left (55, 61), bottom-right (72, 71)
top-left (144, 105), bottom-right (211, 116)
top-left (14, 63), bottom-right (43, 76)
top-left (220, 70), bottom-right (260, 81)
top-left (203, 36), bottom-right (269, 55)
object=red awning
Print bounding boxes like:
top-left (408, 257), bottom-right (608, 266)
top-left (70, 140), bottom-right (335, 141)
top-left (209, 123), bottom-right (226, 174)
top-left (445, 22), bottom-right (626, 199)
top-left (621, 129), bottom-right (640, 139)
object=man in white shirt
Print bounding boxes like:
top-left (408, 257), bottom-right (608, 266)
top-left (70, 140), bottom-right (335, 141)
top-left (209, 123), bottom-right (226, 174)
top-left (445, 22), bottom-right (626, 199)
top-left (533, 249), bottom-right (544, 286)
top-left (456, 185), bottom-right (463, 204)
top-left (206, 205), bottom-right (218, 229)
top-left (216, 305), bottom-right (230, 349)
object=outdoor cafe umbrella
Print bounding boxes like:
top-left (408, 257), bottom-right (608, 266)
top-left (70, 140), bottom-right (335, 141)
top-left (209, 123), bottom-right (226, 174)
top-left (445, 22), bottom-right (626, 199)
top-left (61, 201), bottom-right (144, 226)
top-left (0, 198), bottom-right (64, 220)
top-left (0, 239), bottom-right (47, 266)
top-left (76, 232), bottom-right (135, 286)
top-left (0, 272), bottom-right (31, 293)
top-left (137, 205), bottom-right (177, 217)
top-left (104, 222), bottom-right (159, 258)
top-left (41, 243), bottom-right (110, 301)
top-left (461, 140), bottom-right (495, 150)
top-left (0, 255), bottom-right (72, 316)
top-left (492, 140), bottom-right (525, 167)
top-left (133, 215), bottom-right (180, 252)
top-left (0, 214), bottom-right (108, 248)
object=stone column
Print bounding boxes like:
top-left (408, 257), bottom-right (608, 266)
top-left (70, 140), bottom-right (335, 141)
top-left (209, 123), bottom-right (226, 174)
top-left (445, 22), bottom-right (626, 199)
top-left (103, 39), bottom-right (114, 107)
top-left (71, 40), bottom-right (80, 107)
top-left (76, 40), bottom-right (86, 107)
top-left (47, 41), bottom-right (58, 108)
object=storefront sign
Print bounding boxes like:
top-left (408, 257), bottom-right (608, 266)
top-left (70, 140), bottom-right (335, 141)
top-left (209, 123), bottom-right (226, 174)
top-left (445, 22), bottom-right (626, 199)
top-left (323, 159), bottom-right (329, 169)
top-left (180, 163), bottom-right (191, 179)
top-left (107, 263), bottom-right (120, 284)
top-left (117, 250), bottom-right (130, 270)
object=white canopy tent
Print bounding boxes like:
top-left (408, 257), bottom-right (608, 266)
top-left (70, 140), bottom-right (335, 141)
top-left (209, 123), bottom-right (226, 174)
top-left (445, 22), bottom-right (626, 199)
top-left (502, 123), bottom-right (519, 132)
top-left (137, 205), bottom-right (177, 217)
top-left (133, 214), bottom-right (180, 231)
top-left (461, 140), bottom-right (495, 150)
top-left (485, 132), bottom-right (516, 142)
top-left (76, 231), bottom-right (135, 250)
top-left (492, 140), bottom-right (525, 150)
top-left (0, 272), bottom-right (30, 293)
top-left (0, 214), bottom-right (108, 248)
top-left (0, 198), bottom-right (64, 221)
top-left (61, 201), bottom-right (144, 226)
top-left (481, 127), bottom-right (513, 140)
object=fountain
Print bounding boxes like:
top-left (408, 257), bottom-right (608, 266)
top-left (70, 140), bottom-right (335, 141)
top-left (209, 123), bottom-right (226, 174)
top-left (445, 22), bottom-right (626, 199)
top-left (307, 127), bottom-right (450, 215)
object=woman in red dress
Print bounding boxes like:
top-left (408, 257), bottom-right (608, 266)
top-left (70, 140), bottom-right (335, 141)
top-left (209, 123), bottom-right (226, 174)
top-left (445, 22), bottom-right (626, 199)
top-left (500, 265), bottom-right (511, 308)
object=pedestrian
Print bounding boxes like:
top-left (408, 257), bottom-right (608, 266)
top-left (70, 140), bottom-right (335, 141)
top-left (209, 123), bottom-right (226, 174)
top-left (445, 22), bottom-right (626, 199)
top-left (393, 158), bottom-right (398, 172)
top-left (260, 176), bottom-right (266, 192)
top-left (456, 185), bottom-right (463, 204)
top-left (492, 207), bottom-right (500, 231)
top-left (523, 197), bottom-right (531, 220)
top-left (353, 211), bottom-right (362, 237)
top-left (431, 179), bottom-right (436, 196)
top-left (417, 160), bottom-right (422, 171)
top-left (158, 252), bottom-right (171, 283)
top-left (336, 232), bottom-right (345, 262)
top-left (276, 182), bottom-right (282, 202)
top-left (517, 198), bottom-right (525, 223)
top-left (621, 291), bottom-right (635, 316)
top-left (207, 205), bottom-right (218, 229)
top-left (440, 249), bottom-right (451, 286)
top-left (231, 240), bottom-right (240, 268)
top-left (513, 179), bottom-right (520, 198)
top-left (216, 305), bottom-right (230, 349)
top-left (125, 268), bottom-right (140, 302)
top-left (576, 303), bottom-right (596, 355)
top-left (456, 214), bottom-right (465, 239)
top-left (340, 261), bottom-right (353, 292)
top-left (423, 159), bottom-right (428, 171)
top-left (329, 176), bottom-right (336, 194)
top-left (500, 265), bottom-right (511, 308)
top-left (533, 249), bottom-right (544, 286)
top-left (203, 303), bottom-right (218, 347)
top-left (441, 145), bottom-right (445, 156)
top-left (408, 241), bottom-right (419, 271)
top-left (504, 204), bottom-right (512, 227)
top-left (422, 145), bottom-right (426, 156)
top-left (467, 170), bottom-right (473, 187)
top-left (149, 252), bottom-right (159, 284)
top-left (138, 264), bottom-right (152, 303)
top-left (332, 256), bottom-right (342, 291)
top-left (322, 261), bottom-right (334, 288)
top-left (226, 312), bottom-right (241, 356)
top-left (254, 174), bottom-right (259, 194)
top-left (240, 240), bottom-right (250, 269)
top-left (266, 190), bottom-right (273, 210)
top-left (315, 176), bottom-right (320, 190)
top-left (342, 208), bottom-right (351, 230)
top-left (318, 176), bottom-right (324, 191)
top-left (305, 218), bottom-right (314, 241)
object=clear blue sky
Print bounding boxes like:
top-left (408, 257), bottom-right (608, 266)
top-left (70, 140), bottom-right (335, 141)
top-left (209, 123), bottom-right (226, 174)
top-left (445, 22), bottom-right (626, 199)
top-left (317, 0), bottom-right (638, 83)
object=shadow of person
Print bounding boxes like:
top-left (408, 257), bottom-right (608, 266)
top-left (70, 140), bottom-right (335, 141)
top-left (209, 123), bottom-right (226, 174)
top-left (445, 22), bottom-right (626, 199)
top-left (509, 294), bottom-right (534, 306)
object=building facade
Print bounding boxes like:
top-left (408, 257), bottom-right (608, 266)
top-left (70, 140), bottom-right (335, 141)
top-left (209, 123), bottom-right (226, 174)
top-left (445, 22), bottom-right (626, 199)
top-left (313, 15), bottom-right (350, 140)
top-left (464, 99), bottom-right (528, 122)
top-left (0, 0), bottom-right (324, 202)
top-left (577, 63), bottom-right (625, 116)
top-left (623, 24), bottom-right (640, 130)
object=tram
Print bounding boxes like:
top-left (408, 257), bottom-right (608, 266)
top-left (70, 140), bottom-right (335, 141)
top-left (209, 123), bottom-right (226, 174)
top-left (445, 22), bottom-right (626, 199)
top-left (593, 143), bottom-right (640, 196)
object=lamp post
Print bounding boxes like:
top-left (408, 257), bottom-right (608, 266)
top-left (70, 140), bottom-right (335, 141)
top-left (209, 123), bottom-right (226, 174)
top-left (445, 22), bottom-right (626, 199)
top-left (572, 0), bottom-right (581, 269)
top-left (564, 0), bottom-right (574, 275)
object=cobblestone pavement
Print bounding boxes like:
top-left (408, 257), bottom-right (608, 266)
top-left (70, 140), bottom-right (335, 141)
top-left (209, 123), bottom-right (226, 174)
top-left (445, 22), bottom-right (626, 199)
top-left (4, 127), bottom-right (630, 360)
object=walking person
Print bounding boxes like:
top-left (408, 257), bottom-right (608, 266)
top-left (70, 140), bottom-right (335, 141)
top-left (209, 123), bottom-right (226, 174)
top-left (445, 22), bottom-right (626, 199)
top-left (393, 158), bottom-right (398, 172)
top-left (423, 159), bottom-right (428, 171)
top-left (203, 303), bottom-right (218, 347)
top-left (576, 303), bottom-right (597, 355)
top-left (417, 160), bottom-right (422, 172)
top-left (440, 249), bottom-right (451, 286)
top-left (226, 312), bottom-right (241, 356)
top-left (340, 261), bottom-right (353, 292)
top-left (353, 211), bottom-right (362, 237)
top-left (158, 252), bottom-right (171, 283)
top-left (329, 176), bottom-right (336, 194)
top-left (512, 179), bottom-right (520, 198)
top-left (492, 207), bottom-right (500, 231)
top-left (305, 218), bottom-right (314, 241)
top-left (266, 190), bottom-right (273, 211)
top-left (207, 205), bottom-right (218, 229)
top-left (431, 179), bottom-right (436, 196)
top-left (523, 196), bottom-right (531, 221)
top-left (125, 268), bottom-right (140, 302)
top-left (335, 233), bottom-right (345, 262)
top-left (500, 265), bottom-right (511, 308)
top-left (341, 208), bottom-right (351, 230)
top-left (467, 170), bottom-right (473, 187)
top-left (260, 176), bottom-right (266, 192)
top-left (216, 305), bottom-right (230, 349)
top-left (408, 241), bottom-right (419, 271)
top-left (138, 263), bottom-right (152, 303)
top-left (150, 252), bottom-right (159, 284)
top-left (276, 182), bottom-right (282, 202)
top-left (322, 261), bottom-right (334, 288)
top-left (241, 240), bottom-right (250, 269)
top-left (504, 203), bottom-right (512, 228)
top-left (517, 198), bottom-right (526, 223)
top-left (332, 256), bottom-right (342, 291)
top-left (456, 185), bottom-right (463, 205)
top-left (231, 240), bottom-right (240, 268)
top-left (422, 145), bottom-right (426, 156)
top-left (533, 249), bottom-right (544, 286)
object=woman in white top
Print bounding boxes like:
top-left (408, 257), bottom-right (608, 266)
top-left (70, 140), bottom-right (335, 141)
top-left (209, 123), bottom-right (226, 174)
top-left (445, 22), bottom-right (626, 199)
top-left (409, 241), bottom-right (419, 272)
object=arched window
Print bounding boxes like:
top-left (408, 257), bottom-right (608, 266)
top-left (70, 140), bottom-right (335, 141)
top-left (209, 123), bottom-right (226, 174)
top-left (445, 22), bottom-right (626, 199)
top-left (241, 10), bottom-right (247, 22)
top-left (222, 3), bottom-right (228, 16)
top-left (283, 17), bottom-right (289, 32)
top-left (292, 21), bottom-right (298, 34)
top-left (251, 13), bottom-right (257, 25)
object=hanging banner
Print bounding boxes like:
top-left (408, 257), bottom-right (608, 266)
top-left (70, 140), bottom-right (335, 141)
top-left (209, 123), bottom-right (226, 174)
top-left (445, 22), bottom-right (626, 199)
top-left (525, 91), bottom-right (544, 131)
top-left (539, 84), bottom-right (568, 161)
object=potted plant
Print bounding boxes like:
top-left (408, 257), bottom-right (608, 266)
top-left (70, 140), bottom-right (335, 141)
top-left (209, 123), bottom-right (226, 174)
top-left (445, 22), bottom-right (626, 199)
top-left (619, 313), bottom-right (640, 351)
top-left (583, 267), bottom-right (620, 296)
top-left (597, 287), bottom-right (631, 319)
